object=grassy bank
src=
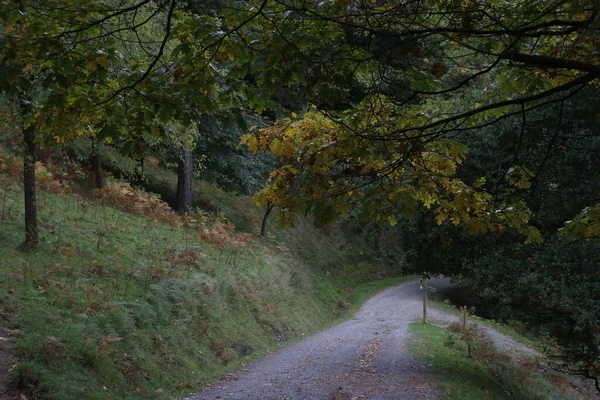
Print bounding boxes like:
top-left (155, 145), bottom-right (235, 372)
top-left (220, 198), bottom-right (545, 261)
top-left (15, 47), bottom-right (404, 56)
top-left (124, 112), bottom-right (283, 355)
top-left (428, 300), bottom-right (545, 353)
top-left (409, 323), bottom-right (591, 400)
top-left (0, 154), bottom-right (400, 400)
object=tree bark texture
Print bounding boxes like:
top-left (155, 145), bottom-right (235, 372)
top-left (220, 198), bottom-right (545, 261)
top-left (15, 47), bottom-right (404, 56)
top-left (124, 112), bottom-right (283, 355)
top-left (130, 156), bottom-right (144, 187)
top-left (176, 149), bottom-right (193, 213)
top-left (260, 202), bottom-right (274, 237)
top-left (22, 100), bottom-right (38, 246)
top-left (91, 139), bottom-right (104, 189)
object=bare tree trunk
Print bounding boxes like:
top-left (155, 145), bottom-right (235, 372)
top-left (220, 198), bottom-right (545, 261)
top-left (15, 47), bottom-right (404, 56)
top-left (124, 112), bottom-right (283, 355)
top-left (260, 202), bottom-right (274, 237)
top-left (176, 149), bottom-right (193, 213)
top-left (130, 155), bottom-right (144, 187)
top-left (22, 98), bottom-right (38, 246)
top-left (91, 139), bottom-right (104, 189)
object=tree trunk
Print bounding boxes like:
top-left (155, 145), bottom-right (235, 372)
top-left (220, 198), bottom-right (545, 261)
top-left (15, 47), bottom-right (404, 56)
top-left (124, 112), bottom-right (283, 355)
top-left (130, 156), bottom-right (144, 187)
top-left (176, 149), bottom-right (193, 213)
top-left (260, 202), bottom-right (274, 237)
top-left (22, 98), bottom-right (38, 246)
top-left (91, 139), bottom-right (104, 189)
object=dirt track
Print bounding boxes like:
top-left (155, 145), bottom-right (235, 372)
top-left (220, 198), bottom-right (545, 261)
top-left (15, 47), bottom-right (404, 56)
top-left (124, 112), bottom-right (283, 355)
top-left (185, 278), bottom-right (456, 400)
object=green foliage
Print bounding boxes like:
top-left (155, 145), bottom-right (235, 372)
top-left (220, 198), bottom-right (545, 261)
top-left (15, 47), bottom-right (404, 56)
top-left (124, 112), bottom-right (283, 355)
top-left (3, 0), bottom-right (598, 244)
top-left (401, 90), bottom-right (600, 388)
top-left (0, 0), bottom-right (230, 157)
top-left (228, 0), bottom-right (599, 247)
top-left (195, 111), bottom-right (275, 195)
top-left (241, 108), bottom-right (539, 239)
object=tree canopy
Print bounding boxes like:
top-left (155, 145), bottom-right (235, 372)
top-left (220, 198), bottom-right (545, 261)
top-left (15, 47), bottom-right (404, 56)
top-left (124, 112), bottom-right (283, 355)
top-left (1, 0), bottom-right (599, 388)
top-left (237, 0), bottom-right (599, 242)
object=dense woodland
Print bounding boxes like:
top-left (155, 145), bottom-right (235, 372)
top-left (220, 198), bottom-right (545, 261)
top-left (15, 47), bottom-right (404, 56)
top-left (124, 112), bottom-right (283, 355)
top-left (1, 0), bottom-right (599, 397)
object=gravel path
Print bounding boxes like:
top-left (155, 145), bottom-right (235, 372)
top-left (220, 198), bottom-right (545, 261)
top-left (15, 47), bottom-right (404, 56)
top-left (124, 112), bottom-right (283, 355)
top-left (185, 278), bottom-right (457, 400)
top-left (184, 278), bottom-right (546, 400)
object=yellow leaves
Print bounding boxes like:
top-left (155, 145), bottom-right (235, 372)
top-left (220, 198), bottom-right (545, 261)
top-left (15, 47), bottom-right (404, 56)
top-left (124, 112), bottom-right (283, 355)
top-left (525, 226), bottom-right (543, 244)
top-left (282, 126), bottom-right (297, 139)
top-left (270, 139), bottom-right (284, 157)
top-left (96, 56), bottom-right (111, 68)
top-left (507, 166), bottom-right (533, 190)
top-left (240, 134), bottom-right (259, 154)
top-left (421, 192), bottom-right (435, 209)
top-left (449, 143), bottom-right (468, 160)
top-left (86, 62), bottom-right (98, 73)
top-left (284, 165), bottom-right (298, 175)
top-left (450, 214), bottom-right (461, 225)
top-left (243, 102), bottom-right (546, 244)
top-left (472, 177), bottom-right (486, 189)
top-left (515, 177), bottom-right (531, 190)
top-left (86, 56), bottom-right (111, 73)
top-left (270, 139), bottom-right (296, 159)
top-left (243, 111), bottom-right (342, 168)
top-left (419, 152), bottom-right (457, 176)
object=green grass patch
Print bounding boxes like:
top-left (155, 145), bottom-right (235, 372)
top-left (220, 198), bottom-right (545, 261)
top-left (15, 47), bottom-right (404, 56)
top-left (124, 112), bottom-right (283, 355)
top-left (409, 323), bottom-right (585, 400)
top-left (428, 300), bottom-right (545, 353)
top-left (0, 160), bottom-right (405, 400)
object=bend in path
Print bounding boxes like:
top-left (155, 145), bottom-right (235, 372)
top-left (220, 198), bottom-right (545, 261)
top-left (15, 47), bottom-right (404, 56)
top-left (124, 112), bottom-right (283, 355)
top-left (185, 278), bottom-right (550, 400)
top-left (185, 278), bottom-right (453, 400)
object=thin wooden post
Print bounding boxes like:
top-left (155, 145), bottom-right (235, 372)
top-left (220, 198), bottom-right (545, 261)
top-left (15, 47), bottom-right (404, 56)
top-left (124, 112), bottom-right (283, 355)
top-left (421, 278), bottom-right (427, 323)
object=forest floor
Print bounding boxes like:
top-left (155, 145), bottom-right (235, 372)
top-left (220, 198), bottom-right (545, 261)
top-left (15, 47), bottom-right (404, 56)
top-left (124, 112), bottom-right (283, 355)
top-left (185, 278), bottom-right (597, 400)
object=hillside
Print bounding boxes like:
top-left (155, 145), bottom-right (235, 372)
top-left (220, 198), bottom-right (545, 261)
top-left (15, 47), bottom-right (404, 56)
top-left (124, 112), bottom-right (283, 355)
top-left (0, 152), bottom-right (401, 400)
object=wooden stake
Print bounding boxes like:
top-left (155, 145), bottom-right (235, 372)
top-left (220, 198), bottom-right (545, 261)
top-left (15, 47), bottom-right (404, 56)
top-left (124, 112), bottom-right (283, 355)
top-left (421, 278), bottom-right (428, 323)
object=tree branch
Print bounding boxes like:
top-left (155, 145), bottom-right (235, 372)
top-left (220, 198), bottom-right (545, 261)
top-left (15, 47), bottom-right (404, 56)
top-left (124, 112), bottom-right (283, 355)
top-left (94, 0), bottom-right (176, 107)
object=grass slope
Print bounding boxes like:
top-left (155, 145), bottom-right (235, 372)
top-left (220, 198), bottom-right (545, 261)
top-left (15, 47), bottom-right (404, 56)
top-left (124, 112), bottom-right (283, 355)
top-left (409, 323), bottom-right (589, 400)
top-left (428, 300), bottom-right (544, 353)
top-left (0, 156), bottom-right (400, 400)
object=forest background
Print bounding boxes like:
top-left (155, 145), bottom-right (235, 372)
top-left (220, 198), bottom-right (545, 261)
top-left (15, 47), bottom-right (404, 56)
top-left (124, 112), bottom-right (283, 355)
top-left (0, 0), bottom-right (599, 398)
